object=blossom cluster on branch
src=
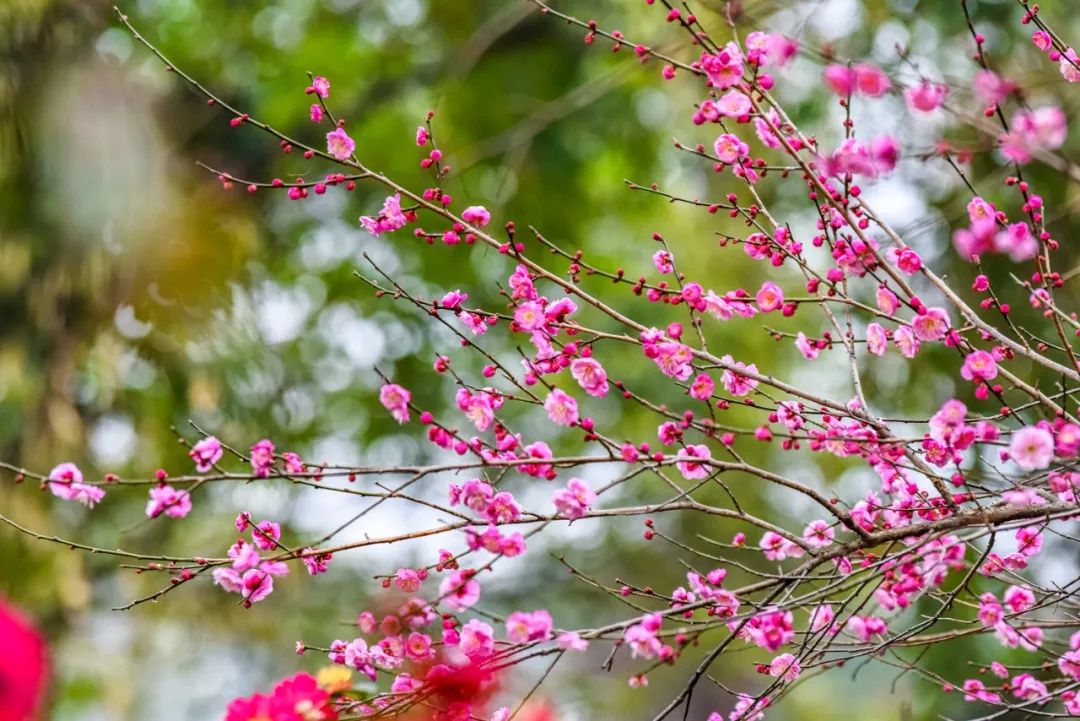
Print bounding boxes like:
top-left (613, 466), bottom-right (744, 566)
top-left (6, 0), bottom-right (1080, 719)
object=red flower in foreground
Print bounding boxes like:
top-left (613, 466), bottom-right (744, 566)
top-left (0, 598), bottom-right (48, 721)
top-left (224, 693), bottom-right (273, 721)
top-left (225, 673), bottom-right (336, 721)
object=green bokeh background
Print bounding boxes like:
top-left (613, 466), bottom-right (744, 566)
top-left (1, 0), bottom-right (1078, 719)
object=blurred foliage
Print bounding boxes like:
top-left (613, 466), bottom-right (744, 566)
top-left (1, 0), bottom-right (1079, 719)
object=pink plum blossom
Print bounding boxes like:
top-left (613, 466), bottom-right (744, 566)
top-left (905, 81), bottom-right (947, 112)
top-left (652, 250), bottom-right (674, 274)
top-left (544, 388), bottom-right (579, 426)
top-left (795, 332), bottom-right (819, 360)
top-left (720, 355), bottom-right (759, 396)
top-left (866, 323), bottom-right (887, 356)
top-left (552, 478), bottom-right (597, 520)
top-left (47, 462), bottom-right (105, 508)
top-left (911, 307), bottom-right (949, 342)
top-left (960, 350), bottom-right (998, 382)
top-left (310, 76), bottom-right (330, 98)
top-left (379, 383), bottom-right (411, 424)
top-left (755, 282), bottom-right (783, 312)
top-left (326, 127), bottom-right (355, 160)
top-left (894, 325), bottom-right (919, 357)
top-left (715, 90), bottom-right (751, 117)
top-left (557, 632), bottom-right (588, 651)
top-left (713, 133), bottom-right (748, 163)
top-left (439, 570), bottom-right (480, 611)
top-left (458, 619), bottom-right (495, 660)
top-left (1009, 426), bottom-right (1054, 471)
top-left (1061, 48), bottom-right (1080, 82)
top-left (189, 436), bottom-right (223, 472)
top-left (689, 372), bottom-right (715, 400)
top-left (802, 520), bottom-right (834, 548)
top-left (249, 439), bottom-right (275, 478)
top-left (240, 569), bottom-right (274, 604)
top-left (675, 444), bottom-right (712, 479)
top-left (461, 205), bottom-right (491, 227)
top-left (570, 357), bottom-right (609, 397)
top-left (505, 609), bottom-right (553, 643)
top-left (700, 43), bottom-right (743, 89)
top-left (360, 193), bottom-right (409, 236)
top-left (768, 653), bottom-right (801, 682)
top-left (145, 484), bottom-right (192, 519)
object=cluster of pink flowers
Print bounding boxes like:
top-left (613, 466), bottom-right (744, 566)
top-left (962, 631), bottom-right (1080, 711)
top-left (447, 478), bottom-right (527, 557)
top-left (46, 462), bottom-right (104, 508)
top-left (759, 531), bottom-right (804, 562)
top-left (438, 568), bottom-right (481, 611)
top-left (1029, 27), bottom-right (1080, 84)
top-left (952, 196), bottom-right (1040, 261)
top-left (249, 438), bottom-right (276, 477)
top-left (624, 612), bottom-right (669, 660)
top-left (312, 551), bottom-right (576, 721)
top-left (709, 694), bottom-right (769, 721)
top-left (743, 31), bottom-right (797, 68)
top-left (359, 193), bottom-right (409, 237)
top-left (1000, 106), bottom-right (1068, 163)
top-left (453, 387), bottom-right (502, 431)
top-left (822, 62), bottom-right (891, 97)
top-left (465, 524), bottom-right (525, 557)
top-left (668, 568), bottom-right (739, 619)
top-left (737, 608), bottom-right (795, 653)
top-left (820, 135), bottom-right (899, 179)
top-left (449, 478), bottom-right (521, 522)
top-left (640, 328), bottom-right (693, 380)
top-left (551, 477), bottom-right (596, 519)
top-left (505, 609), bottom-right (553, 643)
top-left (145, 483), bottom-right (191, 519)
top-left (720, 355), bottom-right (759, 396)
top-left (211, 513), bottom-right (292, 606)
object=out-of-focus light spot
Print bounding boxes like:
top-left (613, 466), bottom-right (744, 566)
top-left (114, 304), bottom-right (153, 339)
top-left (385, 0), bottom-right (424, 27)
top-left (318, 303), bottom-right (386, 369)
top-left (95, 28), bottom-right (133, 63)
top-left (89, 415), bottom-right (137, 467)
top-left (806, 0), bottom-right (862, 41)
top-left (118, 349), bottom-right (158, 390)
top-left (255, 281), bottom-right (316, 346)
top-left (634, 88), bottom-right (669, 129)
